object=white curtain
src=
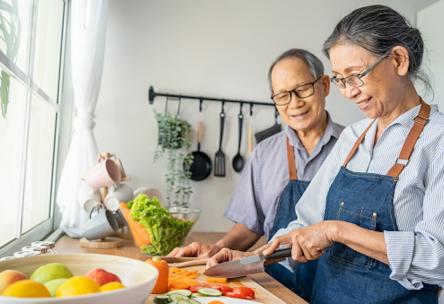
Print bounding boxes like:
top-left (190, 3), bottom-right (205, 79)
top-left (56, 0), bottom-right (108, 237)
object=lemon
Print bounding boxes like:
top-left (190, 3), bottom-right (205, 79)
top-left (100, 281), bottom-right (125, 292)
top-left (56, 276), bottom-right (100, 297)
top-left (2, 279), bottom-right (50, 298)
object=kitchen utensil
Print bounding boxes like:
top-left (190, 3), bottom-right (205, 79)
top-left (168, 257), bottom-right (209, 268)
top-left (189, 121), bottom-right (212, 181)
top-left (83, 207), bottom-right (123, 240)
top-left (232, 106), bottom-right (245, 173)
top-left (214, 103), bottom-right (226, 177)
top-left (0, 253), bottom-right (158, 304)
top-left (204, 247), bottom-right (291, 278)
top-left (104, 183), bottom-right (134, 211)
top-left (247, 119), bottom-right (254, 155)
top-left (78, 188), bottom-right (101, 213)
top-left (254, 109), bottom-right (282, 143)
top-left (83, 159), bottom-right (122, 190)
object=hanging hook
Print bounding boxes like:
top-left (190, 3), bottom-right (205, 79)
top-left (221, 100), bottom-right (225, 114)
top-left (249, 103), bottom-right (253, 116)
top-left (164, 96), bottom-right (169, 114)
top-left (176, 97), bottom-right (182, 116)
top-left (199, 98), bottom-right (203, 112)
top-left (239, 102), bottom-right (244, 117)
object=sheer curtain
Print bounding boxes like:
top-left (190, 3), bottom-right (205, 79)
top-left (56, 0), bottom-right (108, 237)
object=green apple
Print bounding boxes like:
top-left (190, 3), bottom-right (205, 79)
top-left (44, 278), bottom-right (67, 297)
top-left (31, 263), bottom-right (73, 283)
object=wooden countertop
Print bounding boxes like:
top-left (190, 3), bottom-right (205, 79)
top-left (55, 232), bottom-right (307, 304)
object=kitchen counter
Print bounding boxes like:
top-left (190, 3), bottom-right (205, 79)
top-left (55, 232), bottom-right (307, 304)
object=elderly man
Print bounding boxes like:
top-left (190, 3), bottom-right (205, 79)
top-left (169, 49), bottom-right (344, 293)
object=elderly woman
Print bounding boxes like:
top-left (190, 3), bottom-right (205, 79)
top-left (169, 49), bottom-right (344, 291)
top-left (209, 5), bottom-right (444, 303)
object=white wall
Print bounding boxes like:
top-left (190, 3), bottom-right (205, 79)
top-left (418, 0), bottom-right (444, 110)
top-left (94, 0), bottom-right (435, 232)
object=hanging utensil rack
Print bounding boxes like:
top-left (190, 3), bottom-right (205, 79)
top-left (148, 86), bottom-right (275, 113)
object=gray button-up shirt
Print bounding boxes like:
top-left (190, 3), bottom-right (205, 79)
top-left (224, 114), bottom-right (344, 239)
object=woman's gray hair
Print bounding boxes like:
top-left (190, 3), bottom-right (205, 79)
top-left (322, 5), bottom-right (431, 91)
top-left (268, 49), bottom-right (324, 92)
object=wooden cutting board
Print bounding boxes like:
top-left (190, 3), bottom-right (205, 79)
top-left (146, 265), bottom-right (286, 304)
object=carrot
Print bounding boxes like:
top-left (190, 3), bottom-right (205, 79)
top-left (146, 256), bottom-right (169, 293)
top-left (206, 276), bottom-right (227, 284)
top-left (119, 203), bottom-right (151, 247)
top-left (208, 301), bottom-right (225, 304)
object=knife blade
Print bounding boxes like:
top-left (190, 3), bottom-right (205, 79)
top-left (203, 247), bottom-right (291, 278)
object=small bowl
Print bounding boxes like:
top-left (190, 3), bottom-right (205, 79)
top-left (168, 207), bottom-right (200, 246)
top-left (0, 253), bottom-right (158, 304)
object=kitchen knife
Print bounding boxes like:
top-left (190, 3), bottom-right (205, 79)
top-left (203, 247), bottom-right (291, 278)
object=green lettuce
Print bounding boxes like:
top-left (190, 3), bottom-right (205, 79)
top-left (128, 194), bottom-right (193, 255)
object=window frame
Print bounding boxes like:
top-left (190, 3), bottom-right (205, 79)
top-left (0, 0), bottom-right (68, 256)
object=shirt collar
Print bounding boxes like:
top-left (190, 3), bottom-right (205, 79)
top-left (285, 111), bottom-right (340, 149)
top-left (384, 102), bottom-right (438, 129)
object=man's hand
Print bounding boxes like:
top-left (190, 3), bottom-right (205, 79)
top-left (167, 242), bottom-right (222, 257)
top-left (206, 248), bottom-right (255, 268)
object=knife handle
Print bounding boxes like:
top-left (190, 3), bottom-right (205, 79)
top-left (265, 247), bottom-right (292, 260)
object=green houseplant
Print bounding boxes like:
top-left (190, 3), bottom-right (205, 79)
top-left (154, 111), bottom-right (193, 208)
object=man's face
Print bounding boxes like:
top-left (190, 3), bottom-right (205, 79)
top-left (271, 58), bottom-right (329, 133)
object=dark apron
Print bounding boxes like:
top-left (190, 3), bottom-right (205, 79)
top-left (265, 138), bottom-right (317, 301)
top-left (310, 101), bottom-right (439, 303)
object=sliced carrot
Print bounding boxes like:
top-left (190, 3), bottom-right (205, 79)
top-left (206, 276), bottom-right (227, 284)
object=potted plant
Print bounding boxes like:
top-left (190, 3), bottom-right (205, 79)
top-left (154, 111), bottom-right (193, 208)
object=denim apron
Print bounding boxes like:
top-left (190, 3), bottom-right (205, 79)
top-left (265, 138), bottom-right (317, 301)
top-left (310, 101), bottom-right (439, 303)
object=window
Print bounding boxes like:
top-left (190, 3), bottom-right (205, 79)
top-left (0, 0), bottom-right (66, 254)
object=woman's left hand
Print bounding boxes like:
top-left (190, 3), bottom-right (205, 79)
top-left (263, 221), bottom-right (337, 262)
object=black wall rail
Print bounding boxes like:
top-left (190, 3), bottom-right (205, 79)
top-left (148, 86), bottom-right (275, 115)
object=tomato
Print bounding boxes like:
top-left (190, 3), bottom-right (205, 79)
top-left (189, 285), bottom-right (208, 293)
top-left (225, 286), bottom-right (255, 299)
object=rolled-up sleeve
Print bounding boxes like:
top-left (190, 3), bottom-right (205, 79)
top-left (385, 134), bottom-right (444, 289)
top-left (224, 150), bottom-right (265, 235)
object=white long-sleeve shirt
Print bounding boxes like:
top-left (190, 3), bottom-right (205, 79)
top-left (273, 104), bottom-right (444, 290)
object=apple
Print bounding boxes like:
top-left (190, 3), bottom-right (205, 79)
top-left (86, 268), bottom-right (121, 286)
top-left (0, 270), bottom-right (26, 293)
top-left (30, 263), bottom-right (73, 283)
top-left (44, 278), bottom-right (67, 297)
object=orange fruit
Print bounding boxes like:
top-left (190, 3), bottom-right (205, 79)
top-left (2, 279), bottom-right (50, 298)
top-left (100, 281), bottom-right (125, 292)
top-left (56, 276), bottom-right (100, 297)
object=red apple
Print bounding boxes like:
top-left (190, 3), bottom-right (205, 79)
top-left (0, 269), bottom-right (27, 294)
top-left (86, 268), bottom-right (121, 286)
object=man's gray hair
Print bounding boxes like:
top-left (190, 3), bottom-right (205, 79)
top-left (268, 49), bottom-right (324, 93)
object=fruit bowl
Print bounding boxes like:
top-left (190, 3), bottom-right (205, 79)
top-left (0, 253), bottom-right (158, 304)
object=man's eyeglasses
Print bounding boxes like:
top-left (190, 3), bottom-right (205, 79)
top-left (271, 76), bottom-right (322, 106)
top-left (330, 53), bottom-right (390, 89)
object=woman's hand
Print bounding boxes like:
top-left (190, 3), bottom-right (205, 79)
top-left (263, 221), bottom-right (338, 262)
top-left (206, 248), bottom-right (255, 268)
top-left (168, 242), bottom-right (222, 258)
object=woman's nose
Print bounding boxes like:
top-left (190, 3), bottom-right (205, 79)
top-left (342, 85), bottom-right (360, 99)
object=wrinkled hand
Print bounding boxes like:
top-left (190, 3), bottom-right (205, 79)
top-left (206, 248), bottom-right (255, 268)
top-left (168, 242), bottom-right (221, 258)
top-left (263, 221), bottom-right (336, 263)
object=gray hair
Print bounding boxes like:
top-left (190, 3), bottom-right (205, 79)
top-left (322, 5), bottom-right (431, 91)
top-left (268, 49), bottom-right (324, 93)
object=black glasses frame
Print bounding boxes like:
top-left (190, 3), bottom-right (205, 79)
top-left (271, 76), bottom-right (322, 106)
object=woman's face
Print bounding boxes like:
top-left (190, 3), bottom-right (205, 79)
top-left (329, 43), bottom-right (401, 119)
top-left (271, 58), bottom-right (329, 133)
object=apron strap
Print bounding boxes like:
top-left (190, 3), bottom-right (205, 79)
top-left (343, 120), bottom-right (375, 167)
top-left (286, 137), bottom-right (298, 181)
top-left (343, 99), bottom-right (430, 179)
top-left (387, 100), bottom-right (430, 179)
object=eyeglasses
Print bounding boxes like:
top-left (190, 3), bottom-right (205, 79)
top-left (330, 53), bottom-right (390, 89)
top-left (271, 76), bottom-right (322, 106)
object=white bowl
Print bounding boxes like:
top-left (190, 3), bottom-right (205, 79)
top-left (0, 253), bottom-right (158, 304)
